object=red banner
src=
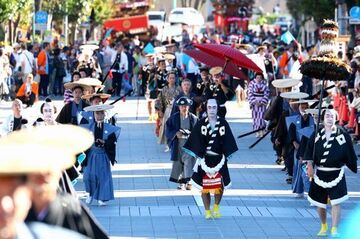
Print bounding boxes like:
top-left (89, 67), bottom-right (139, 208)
top-left (104, 15), bottom-right (148, 32)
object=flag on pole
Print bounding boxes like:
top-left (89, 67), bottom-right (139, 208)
top-left (143, 43), bottom-right (155, 54)
top-left (281, 31), bottom-right (295, 45)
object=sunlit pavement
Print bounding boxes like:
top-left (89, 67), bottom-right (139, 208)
top-left (1, 97), bottom-right (360, 238)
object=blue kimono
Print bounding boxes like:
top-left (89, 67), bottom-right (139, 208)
top-left (286, 114), bottom-right (314, 194)
top-left (81, 122), bottom-right (120, 201)
top-left (166, 112), bottom-right (198, 162)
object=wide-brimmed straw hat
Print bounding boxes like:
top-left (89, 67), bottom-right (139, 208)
top-left (290, 99), bottom-right (318, 104)
top-left (280, 92), bottom-right (309, 99)
top-left (84, 104), bottom-right (114, 112)
top-left (63, 82), bottom-right (92, 91)
top-left (0, 125), bottom-right (93, 174)
top-left (209, 66), bottom-right (223, 76)
top-left (272, 79), bottom-right (300, 88)
top-left (82, 93), bottom-right (111, 101)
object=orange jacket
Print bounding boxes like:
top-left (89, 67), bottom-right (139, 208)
top-left (37, 50), bottom-right (47, 75)
top-left (16, 82), bottom-right (39, 97)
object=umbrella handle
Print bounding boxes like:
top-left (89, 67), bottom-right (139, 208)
top-left (223, 58), bottom-right (230, 72)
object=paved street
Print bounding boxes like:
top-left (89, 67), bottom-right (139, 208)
top-left (1, 98), bottom-right (360, 238)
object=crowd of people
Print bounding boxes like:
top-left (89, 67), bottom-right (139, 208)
top-left (0, 19), bottom-right (359, 237)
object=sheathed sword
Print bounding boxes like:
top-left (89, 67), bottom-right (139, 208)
top-left (110, 90), bottom-right (133, 105)
top-left (237, 127), bottom-right (266, 139)
top-left (249, 130), bottom-right (271, 149)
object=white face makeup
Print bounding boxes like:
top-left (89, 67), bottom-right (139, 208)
top-left (207, 99), bottom-right (218, 118)
top-left (324, 109), bottom-right (336, 128)
top-left (42, 104), bottom-right (55, 122)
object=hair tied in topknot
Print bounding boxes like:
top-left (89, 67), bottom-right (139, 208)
top-left (45, 98), bottom-right (52, 103)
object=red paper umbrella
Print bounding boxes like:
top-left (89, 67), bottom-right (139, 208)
top-left (183, 49), bottom-right (249, 81)
top-left (194, 43), bottom-right (263, 73)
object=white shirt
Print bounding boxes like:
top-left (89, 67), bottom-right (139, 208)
top-left (111, 51), bottom-right (128, 74)
top-left (21, 50), bottom-right (35, 74)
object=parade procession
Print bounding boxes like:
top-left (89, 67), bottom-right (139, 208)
top-left (1, 0), bottom-right (360, 238)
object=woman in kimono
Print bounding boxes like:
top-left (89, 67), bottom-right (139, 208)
top-left (155, 71), bottom-right (181, 150)
top-left (305, 107), bottom-right (357, 237)
top-left (183, 99), bottom-right (238, 219)
top-left (166, 96), bottom-right (198, 190)
top-left (81, 104), bottom-right (120, 206)
top-left (56, 82), bottom-right (91, 125)
top-left (247, 72), bottom-right (270, 137)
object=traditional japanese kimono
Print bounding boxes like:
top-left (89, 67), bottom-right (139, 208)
top-left (25, 194), bottom-right (109, 239)
top-left (264, 94), bottom-right (284, 158)
top-left (212, 83), bottom-right (235, 118)
top-left (148, 68), bottom-right (168, 99)
top-left (170, 92), bottom-right (197, 116)
top-left (56, 100), bottom-right (89, 125)
top-left (304, 126), bottom-right (358, 208)
top-left (78, 111), bottom-right (116, 125)
top-left (286, 114), bottom-right (315, 194)
top-left (81, 122), bottom-right (120, 202)
top-left (166, 112), bottom-right (198, 184)
top-left (247, 79), bottom-right (270, 130)
top-left (0, 114), bottom-right (28, 136)
top-left (183, 117), bottom-right (238, 193)
top-left (140, 64), bottom-right (155, 98)
top-left (155, 85), bottom-right (181, 145)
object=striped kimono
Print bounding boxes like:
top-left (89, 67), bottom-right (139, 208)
top-left (247, 80), bottom-right (270, 130)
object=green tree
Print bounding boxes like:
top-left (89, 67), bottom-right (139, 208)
top-left (91, 0), bottom-right (114, 25)
top-left (0, 0), bottom-right (31, 43)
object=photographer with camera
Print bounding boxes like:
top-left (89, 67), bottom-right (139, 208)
top-left (110, 43), bottom-right (128, 96)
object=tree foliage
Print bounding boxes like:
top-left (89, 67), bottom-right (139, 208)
top-left (0, 0), bottom-right (31, 23)
top-left (91, 0), bottom-right (114, 25)
top-left (287, 0), bottom-right (360, 28)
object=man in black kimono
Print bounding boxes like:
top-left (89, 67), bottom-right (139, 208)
top-left (56, 82), bottom-right (90, 125)
top-left (305, 108), bottom-right (358, 237)
top-left (208, 67), bottom-right (234, 118)
top-left (183, 99), bottom-right (238, 219)
top-left (166, 96), bottom-right (198, 190)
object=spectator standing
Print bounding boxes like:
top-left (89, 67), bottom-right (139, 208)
top-left (19, 43), bottom-right (36, 82)
top-left (111, 43), bottom-right (128, 96)
top-left (37, 42), bottom-right (51, 97)
top-left (52, 48), bottom-right (66, 96)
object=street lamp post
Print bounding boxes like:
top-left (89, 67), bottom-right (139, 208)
top-left (33, 0), bottom-right (35, 43)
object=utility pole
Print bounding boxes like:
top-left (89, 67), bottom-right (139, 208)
top-left (64, 0), bottom-right (68, 46)
top-left (336, 0), bottom-right (349, 35)
top-left (33, 0), bottom-right (35, 43)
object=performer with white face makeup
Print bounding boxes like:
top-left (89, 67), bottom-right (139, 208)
top-left (305, 107), bottom-right (358, 237)
top-left (184, 99), bottom-right (238, 219)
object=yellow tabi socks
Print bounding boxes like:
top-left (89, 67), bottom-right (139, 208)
top-left (212, 204), bottom-right (221, 218)
top-left (205, 210), bottom-right (212, 219)
top-left (331, 227), bottom-right (339, 237)
top-left (317, 223), bottom-right (328, 237)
